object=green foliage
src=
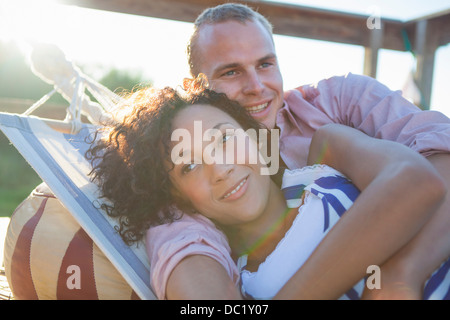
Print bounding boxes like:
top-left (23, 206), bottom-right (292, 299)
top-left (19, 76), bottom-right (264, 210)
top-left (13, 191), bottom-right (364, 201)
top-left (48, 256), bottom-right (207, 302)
top-left (99, 68), bottom-right (150, 94)
top-left (0, 133), bottom-right (42, 216)
top-left (0, 41), bottom-right (63, 103)
top-left (0, 40), bottom-right (151, 100)
top-left (0, 39), bottom-right (152, 216)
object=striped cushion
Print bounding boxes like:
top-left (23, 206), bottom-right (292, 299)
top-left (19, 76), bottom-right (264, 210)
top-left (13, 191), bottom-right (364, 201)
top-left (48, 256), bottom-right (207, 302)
top-left (4, 184), bottom-right (139, 300)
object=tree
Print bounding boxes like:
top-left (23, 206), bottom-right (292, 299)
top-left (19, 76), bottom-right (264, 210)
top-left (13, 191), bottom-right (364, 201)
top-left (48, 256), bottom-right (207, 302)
top-left (0, 40), bottom-right (60, 102)
top-left (99, 68), bottom-right (151, 94)
top-left (0, 40), bottom-right (151, 102)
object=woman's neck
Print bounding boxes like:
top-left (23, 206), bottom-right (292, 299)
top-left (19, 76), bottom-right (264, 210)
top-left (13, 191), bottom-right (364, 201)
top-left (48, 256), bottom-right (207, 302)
top-left (224, 181), bottom-right (298, 269)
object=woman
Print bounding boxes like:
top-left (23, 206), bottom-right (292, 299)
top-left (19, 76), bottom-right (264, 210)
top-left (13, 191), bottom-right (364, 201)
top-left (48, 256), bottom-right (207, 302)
top-left (87, 86), bottom-right (447, 299)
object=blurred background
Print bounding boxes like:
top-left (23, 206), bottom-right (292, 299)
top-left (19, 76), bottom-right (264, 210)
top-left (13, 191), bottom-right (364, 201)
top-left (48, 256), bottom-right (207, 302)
top-left (0, 0), bottom-right (449, 217)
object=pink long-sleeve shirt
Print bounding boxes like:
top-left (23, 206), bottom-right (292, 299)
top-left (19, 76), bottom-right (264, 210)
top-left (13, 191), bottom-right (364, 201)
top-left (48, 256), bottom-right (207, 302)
top-left (146, 73), bottom-right (450, 299)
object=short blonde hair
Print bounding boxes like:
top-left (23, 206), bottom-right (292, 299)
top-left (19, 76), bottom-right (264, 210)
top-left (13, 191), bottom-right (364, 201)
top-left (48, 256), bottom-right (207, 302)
top-left (187, 3), bottom-right (273, 76)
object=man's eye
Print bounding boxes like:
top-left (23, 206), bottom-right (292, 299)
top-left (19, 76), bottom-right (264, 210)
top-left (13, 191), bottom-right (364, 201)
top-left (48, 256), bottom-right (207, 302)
top-left (222, 70), bottom-right (236, 77)
top-left (260, 62), bottom-right (272, 68)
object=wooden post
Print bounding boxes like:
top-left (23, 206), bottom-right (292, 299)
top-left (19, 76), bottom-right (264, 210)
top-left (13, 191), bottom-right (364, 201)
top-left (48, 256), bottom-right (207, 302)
top-left (413, 20), bottom-right (438, 110)
top-left (363, 21), bottom-right (384, 79)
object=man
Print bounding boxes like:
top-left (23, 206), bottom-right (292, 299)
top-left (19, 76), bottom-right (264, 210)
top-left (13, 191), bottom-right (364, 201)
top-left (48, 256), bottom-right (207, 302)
top-left (147, 3), bottom-right (450, 299)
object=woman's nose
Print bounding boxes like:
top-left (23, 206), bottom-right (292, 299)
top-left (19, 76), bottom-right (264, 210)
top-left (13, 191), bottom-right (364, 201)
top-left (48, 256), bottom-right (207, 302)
top-left (210, 163), bottom-right (234, 184)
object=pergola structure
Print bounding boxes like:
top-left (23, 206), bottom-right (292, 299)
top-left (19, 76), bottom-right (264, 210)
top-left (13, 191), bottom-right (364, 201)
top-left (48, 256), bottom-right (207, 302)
top-left (59, 0), bottom-right (450, 109)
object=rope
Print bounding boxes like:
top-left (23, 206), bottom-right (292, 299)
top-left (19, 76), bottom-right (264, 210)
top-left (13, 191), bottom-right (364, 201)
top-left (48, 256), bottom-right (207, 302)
top-left (22, 87), bottom-right (58, 116)
top-left (64, 76), bottom-right (84, 134)
top-left (24, 64), bottom-right (121, 132)
top-left (25, 44), bottom-right (121, 133)
top-left (401, 28), bottom-right (415, 57)
top-left (401, 28), bottom-right (426, 108)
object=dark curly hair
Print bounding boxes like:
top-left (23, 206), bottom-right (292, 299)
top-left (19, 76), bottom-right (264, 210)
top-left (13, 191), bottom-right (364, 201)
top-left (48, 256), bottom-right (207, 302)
top-left (86, 86), bottom-right (273, 245)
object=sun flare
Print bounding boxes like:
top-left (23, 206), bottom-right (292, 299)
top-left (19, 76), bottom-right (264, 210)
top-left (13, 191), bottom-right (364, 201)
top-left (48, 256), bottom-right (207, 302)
top-left (0, 0), bottom-right (68, 44)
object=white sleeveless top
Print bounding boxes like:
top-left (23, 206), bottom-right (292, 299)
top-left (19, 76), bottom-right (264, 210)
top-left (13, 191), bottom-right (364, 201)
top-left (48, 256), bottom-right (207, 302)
top-left (238, 165), bottom-right (450, 300)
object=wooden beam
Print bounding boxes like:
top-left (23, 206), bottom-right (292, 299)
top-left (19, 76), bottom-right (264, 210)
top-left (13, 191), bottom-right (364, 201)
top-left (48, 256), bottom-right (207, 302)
top-left (406, 9), bottom-right (450, 47)
top-left (59, 0), bottom-right (217, 24)
top-left (434, 13), bottom-right (450, 47)
top-left (59, 0), bottom-right (416, 51)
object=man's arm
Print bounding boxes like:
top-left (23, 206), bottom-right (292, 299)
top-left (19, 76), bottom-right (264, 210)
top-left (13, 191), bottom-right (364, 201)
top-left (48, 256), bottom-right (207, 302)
top-left (304, 73), bottom-right (450, 158)
top-left (362, 153), bottom-right (450, 299)
top-left (274, 124), bottom-right (446, 299)
top-left (166, 255), bottom-right (241, 300)
top-left (413, 153), bottom-right (450, 283)
top-left (305, 74), bottom-right (450, 299)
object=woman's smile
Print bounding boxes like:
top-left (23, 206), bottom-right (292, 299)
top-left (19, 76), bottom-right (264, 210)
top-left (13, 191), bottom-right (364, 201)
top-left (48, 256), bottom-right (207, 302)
top-left (169, 103), bottom-right (274, 225)
top-left (220, 175), bottom-right (249, 201)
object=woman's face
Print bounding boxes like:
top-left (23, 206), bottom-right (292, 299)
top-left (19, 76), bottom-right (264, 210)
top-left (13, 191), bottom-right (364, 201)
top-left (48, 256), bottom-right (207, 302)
top-left (167, 104), bottom-right (273, 225)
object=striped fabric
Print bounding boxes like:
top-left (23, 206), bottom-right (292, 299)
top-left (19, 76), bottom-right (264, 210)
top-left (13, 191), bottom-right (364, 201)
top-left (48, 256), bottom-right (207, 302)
top-left (239, 165), bottom-right (450, 300)
top-left (4, 186), bottom-right (139, 299)
top-left (0, 112), bottom-right (155, 300)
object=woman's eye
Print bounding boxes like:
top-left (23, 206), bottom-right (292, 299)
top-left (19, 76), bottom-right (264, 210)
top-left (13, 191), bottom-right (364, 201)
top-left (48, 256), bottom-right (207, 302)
top-left (182, 163), bottom-right (197, 174)
top-left (219, 133), bottom-right (235, 147)
top-left (222, 133), bottom-right (232, 143)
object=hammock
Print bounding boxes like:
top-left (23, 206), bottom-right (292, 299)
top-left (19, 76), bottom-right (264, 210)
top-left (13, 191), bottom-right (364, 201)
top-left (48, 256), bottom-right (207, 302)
top-left (0, 44), bottom-right (155, 300)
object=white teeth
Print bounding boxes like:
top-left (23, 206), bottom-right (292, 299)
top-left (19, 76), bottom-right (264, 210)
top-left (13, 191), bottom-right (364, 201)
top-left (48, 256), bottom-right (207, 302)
top-left (246, 103), bottom-right (268, 114)
top-left (223, 178), bottom-right (247, 199)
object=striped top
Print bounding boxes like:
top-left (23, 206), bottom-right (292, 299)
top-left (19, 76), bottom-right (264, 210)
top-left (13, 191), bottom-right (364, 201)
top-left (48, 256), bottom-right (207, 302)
top-left (238, 165), bottom-right (450, 300)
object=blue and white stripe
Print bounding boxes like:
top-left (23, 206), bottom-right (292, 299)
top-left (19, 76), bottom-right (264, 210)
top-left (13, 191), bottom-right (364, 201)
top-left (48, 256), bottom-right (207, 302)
top-left (239, 165), bottom-right (449, 300)
top-left (0, 112), bottom-right (155, 300)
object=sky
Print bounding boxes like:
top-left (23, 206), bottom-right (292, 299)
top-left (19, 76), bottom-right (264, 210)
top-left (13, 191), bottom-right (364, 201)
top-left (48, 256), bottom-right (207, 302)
top-left (0, 0), bottom-right (449, 116)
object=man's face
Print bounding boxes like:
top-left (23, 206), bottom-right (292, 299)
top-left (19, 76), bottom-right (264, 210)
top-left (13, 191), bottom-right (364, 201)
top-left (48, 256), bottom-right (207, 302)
top-left (194, 20), bottom-right (284, 129)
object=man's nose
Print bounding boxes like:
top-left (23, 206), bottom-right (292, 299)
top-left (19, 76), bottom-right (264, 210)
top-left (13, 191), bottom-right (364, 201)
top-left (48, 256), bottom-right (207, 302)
top-left (242, 70), bottom-right (264, 96)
